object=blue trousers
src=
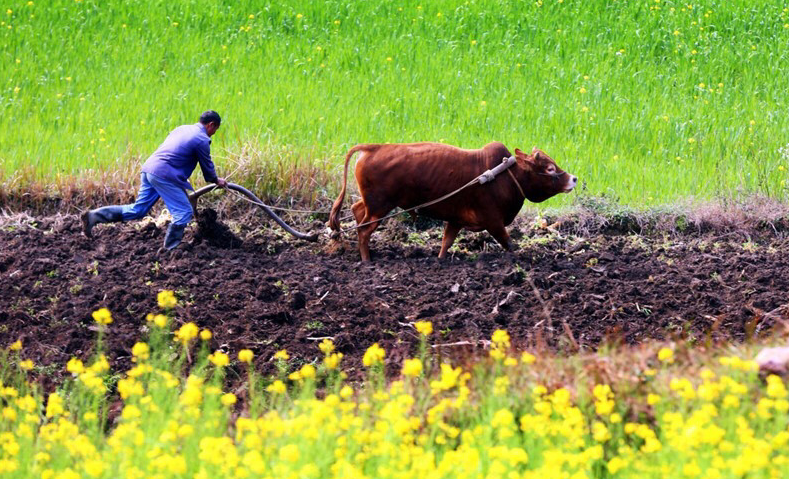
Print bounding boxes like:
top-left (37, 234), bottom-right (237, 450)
top-left (121, 173), bottom-right (193, 226)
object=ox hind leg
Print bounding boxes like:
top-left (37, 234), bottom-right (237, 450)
top-left (352, 199), bottom-right (393, 262)
top-left (351, 200), bottom-right (366, 224)
top-left (438, 222), bottom-right (462, 259)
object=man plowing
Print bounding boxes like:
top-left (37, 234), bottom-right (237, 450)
top-left (81, 111), bottom-right (227, 250)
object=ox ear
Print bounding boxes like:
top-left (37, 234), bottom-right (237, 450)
top-left (515, 148), bottom-right (534, 163)
top-left (531, 146), bottom-right (542, 159)
top-left (514, 148), bottom-right (528, 161)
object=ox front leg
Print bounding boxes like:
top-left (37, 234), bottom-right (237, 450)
top-left (487, 224), bottom-right (512, 252)
top-left (439, 222), bottom-right (462, 259)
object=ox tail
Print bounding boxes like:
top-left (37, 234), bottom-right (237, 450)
top-left (328, 144), bottom-right (379, 232)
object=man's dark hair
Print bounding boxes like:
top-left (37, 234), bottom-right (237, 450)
top-left (199, 110), bottom-right (221, 126)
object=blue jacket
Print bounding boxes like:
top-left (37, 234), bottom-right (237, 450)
top-left (141, 123), bottom-right (218, 191)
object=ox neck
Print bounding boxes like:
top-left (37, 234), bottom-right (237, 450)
top-left (506, 158), bottom-right (527, 200)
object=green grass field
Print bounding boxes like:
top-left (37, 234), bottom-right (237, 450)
top-left (2, 0), bottom-right (789, 205)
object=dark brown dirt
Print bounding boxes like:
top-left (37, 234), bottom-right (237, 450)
top-left (2, 207), bottom-right (789, 386)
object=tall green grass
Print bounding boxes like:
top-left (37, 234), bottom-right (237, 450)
top-left (2, 0), bottom-right (789, 205)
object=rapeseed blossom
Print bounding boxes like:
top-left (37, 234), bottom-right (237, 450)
top-left (267, 380), bottom-right (286, 394)
top-left (91, 307), bottom-right (112, 325)
top-left (324, 352), bottom-right (343, 369)
top-left (414, 321), bottom-right (433, 336)
top-left (658, 347), bottom-right (674, 363)
top-left (174, 322), bottom-right (199, 345)
top-left (363, 343), bottom-right (385, 367)
top-left (157, 290), bottom-right (177, 309)
top-left (208, 351), bottom-right (229, 367)
top-left (318, 339), bottom-right (334, 355)
top-left (131, 342), bottom-right (149, 362)
top-left (238, 349), bottom-right (254, 364)
top-left (402, 358), bottom-right (423, 377)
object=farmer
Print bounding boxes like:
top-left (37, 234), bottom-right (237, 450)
top-left (81, 110), bottom-right (227, 250)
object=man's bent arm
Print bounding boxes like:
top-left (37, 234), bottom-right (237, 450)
top-left (196, 139), bottom-right (220, 184)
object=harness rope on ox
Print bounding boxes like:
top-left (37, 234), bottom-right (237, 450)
top-left (342, 155), bottom-right (524, 232)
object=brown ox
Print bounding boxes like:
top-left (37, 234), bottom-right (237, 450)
top-left (328, 142), bottom-right (577, 261)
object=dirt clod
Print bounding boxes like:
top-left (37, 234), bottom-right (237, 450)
top-left (194, 208), bottom-right (242, 249)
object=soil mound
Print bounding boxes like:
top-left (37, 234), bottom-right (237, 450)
top-left (194, 208), bottom-right (243, 249)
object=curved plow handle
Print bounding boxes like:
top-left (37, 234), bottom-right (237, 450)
top-left (188, 183), bottom-right (319, 242)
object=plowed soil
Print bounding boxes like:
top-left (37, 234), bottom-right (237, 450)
top-left (2, 207), bottom-right (789, 384)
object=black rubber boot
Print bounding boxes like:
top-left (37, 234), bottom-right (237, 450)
top-left (81, 206), bottom-right (124, 238)
top-left (163, 223), bottom-right (186, 250)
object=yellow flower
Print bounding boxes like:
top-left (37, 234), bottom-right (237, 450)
top-left (647, 393), bottom-right (661, 405)
top-left (658, 347), bottom-right (674, 363)
top-left (153, 314), bottom-right (168, 328)
top-left (299, 364), bottom-right (316, 379)
top-left (491, 329), bottom-right (510, 348)
top-left (266, 380), bottom-right (286, 394)
top-left (91, 307), bottom-right (112, 325)
top-left (174, 322), bottom-right (199, 345)
top-left (9, 340), bottom-right (22, 351)
top-left (66, 357), bottom-right (85, 374)
top-left (363, 343), bottom-right (386, 367)
top-left (402, 358), bottom-right (423, 377)
top-left (209, 351), bottom-right (229, 367)
top-left (579, 87), bottom-right (587, 94)
top-left (280, 444), bottom-right (300, 463)
top-left (592, 421), bottom-right (611, 442)
top-left (19, 360), bottom-right (33, 371)
top-left (45, 392), bottom-right (64, 418)
top-left (340, 384), bottom-right (353, 400)
top-left (607, 456), bottom-right (626, 474)
top-left (241, 450), bottom-right (265, 474)
top-left (121, 404), bottom-right (141, 420)
top-left (2, 407), bottom-right (16, 422)
top-left (683, 461), bottom-right (701, 477)
top-left (274, 349), bottom-right (289, 361)
top-left (767, 375), bottom-right (788, 399)
top-left (238, 349), bottom-right (254, 364)
top-left (324, 352), bottom-right (343, 369)
top-left (414, 321), bottom-right (433, 336)
top-left (83, 459), bottom-right (104, 477)
top-left (520, 351), bottom-right (536, 364)
top-left (200, 329), bottom-right (212, 341)
top-left (131, 342), bottom-right (150, 362)
top-left (221, 393), bottom-right (237, 406)
top-left (157, 290), bottom-right (177, 309)
top-left (319, 339), bottom-right (335, 355)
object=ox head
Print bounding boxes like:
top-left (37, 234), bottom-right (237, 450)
top-left (514, 147), bottom-right (578, 203)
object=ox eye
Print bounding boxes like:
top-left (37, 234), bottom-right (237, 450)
top-left (546, 165), bottom-right (556, 174)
